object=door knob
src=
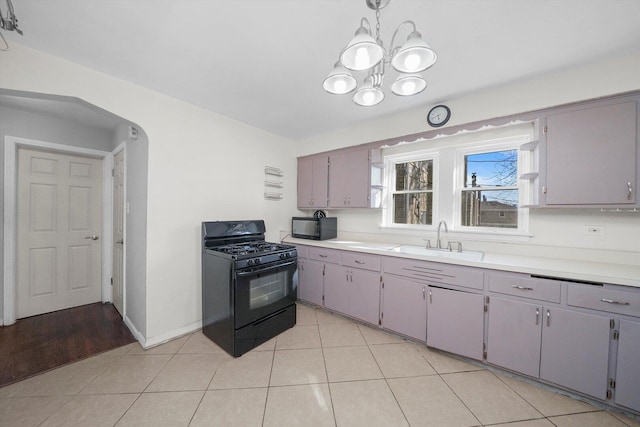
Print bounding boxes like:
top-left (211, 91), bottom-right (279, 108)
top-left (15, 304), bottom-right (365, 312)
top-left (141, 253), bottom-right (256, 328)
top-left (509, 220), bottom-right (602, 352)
top-left (85, 235), bottom-right (99, 240)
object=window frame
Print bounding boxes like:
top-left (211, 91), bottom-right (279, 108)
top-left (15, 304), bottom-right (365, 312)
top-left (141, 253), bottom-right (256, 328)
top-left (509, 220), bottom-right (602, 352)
top-left (381, 131), bottom-right (531, 238)
top-left (383, 150), bottom-right (439, 230)
top-left (453, 137), bottom-right (529, 235)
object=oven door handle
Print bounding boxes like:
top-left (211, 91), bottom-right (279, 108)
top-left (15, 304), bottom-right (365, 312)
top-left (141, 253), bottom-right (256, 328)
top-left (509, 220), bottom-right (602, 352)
top-left (236, 260), bottom-right (297, 277)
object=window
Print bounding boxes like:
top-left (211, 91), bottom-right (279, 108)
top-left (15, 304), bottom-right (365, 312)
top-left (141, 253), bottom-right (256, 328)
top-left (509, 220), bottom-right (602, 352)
top-left (460, 149), bottom-right (519, 229)
top-left (390, 158), bottom-right (435, 225)
top-left (382, 127), bottom-right (532, 236)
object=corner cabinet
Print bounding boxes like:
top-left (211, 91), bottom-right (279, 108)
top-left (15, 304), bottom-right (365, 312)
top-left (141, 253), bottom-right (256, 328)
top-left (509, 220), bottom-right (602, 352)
top-left (297, 155), bottom-right (328, 209)
top-left (543, 99), bottom-right (638, 206)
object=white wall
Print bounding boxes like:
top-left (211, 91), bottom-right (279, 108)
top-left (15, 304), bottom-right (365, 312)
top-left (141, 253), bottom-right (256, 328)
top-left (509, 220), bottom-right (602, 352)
top-left (295, 52), bottom-right (640, 265)
top-left (0, 44), bottom-right (297, 345)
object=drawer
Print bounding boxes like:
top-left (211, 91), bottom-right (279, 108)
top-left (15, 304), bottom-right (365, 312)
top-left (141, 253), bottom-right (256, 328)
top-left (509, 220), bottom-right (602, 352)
top-left (294, 245), bottom-right (309, 259)
top-left (383, 256), bottom-right (484, 290)
top-left (489, 272), bottom-right (561, 303)
top-left (308, 246), bottom-right (340, 264)
top-left (341, 251), bottom-right (381, 272)
top-left (568, 284), bottom-right (640, 318)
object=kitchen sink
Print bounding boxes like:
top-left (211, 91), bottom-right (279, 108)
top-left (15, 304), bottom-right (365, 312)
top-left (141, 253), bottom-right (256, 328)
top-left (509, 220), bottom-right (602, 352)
top-left (389, 245), bottom-right (484, 261)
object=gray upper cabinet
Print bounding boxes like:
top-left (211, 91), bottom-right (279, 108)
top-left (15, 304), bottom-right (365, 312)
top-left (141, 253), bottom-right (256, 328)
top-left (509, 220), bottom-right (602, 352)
top-left (328, 148), bottom-right (370, 208)
top-left (544, 100), bottom-right (638, 206)
top-left (297, 155), bottom-right (328, 209)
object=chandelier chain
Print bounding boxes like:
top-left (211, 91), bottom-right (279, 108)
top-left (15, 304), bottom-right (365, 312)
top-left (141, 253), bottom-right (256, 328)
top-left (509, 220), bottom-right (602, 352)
top-left (375, 1), bottom-right (381, 43)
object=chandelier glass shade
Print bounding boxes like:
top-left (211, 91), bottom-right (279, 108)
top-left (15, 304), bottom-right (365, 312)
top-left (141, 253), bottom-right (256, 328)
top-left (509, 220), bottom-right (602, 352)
top-left (323, 0), bottom-right (437, 106)
top-left (322, 62), bottom-right (358, 95)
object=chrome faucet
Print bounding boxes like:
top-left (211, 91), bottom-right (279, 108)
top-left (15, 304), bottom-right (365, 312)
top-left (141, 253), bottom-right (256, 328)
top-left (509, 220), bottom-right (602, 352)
top-left (436, 220), bottom-right (448, 249)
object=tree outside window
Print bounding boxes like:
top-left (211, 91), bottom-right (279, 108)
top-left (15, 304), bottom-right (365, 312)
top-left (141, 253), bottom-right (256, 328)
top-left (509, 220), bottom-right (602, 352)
top-left (393, 160), bottom-right (434, 225)
top-left (461, 150), bottom-right (518, 228)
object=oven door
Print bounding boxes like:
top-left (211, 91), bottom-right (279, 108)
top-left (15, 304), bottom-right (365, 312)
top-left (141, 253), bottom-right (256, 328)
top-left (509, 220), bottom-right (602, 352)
top-left (234, 259), bottom-right (297, 329)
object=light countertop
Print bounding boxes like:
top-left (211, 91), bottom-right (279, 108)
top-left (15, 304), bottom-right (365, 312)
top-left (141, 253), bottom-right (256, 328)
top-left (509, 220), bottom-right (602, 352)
top-left (285, 237), bottom-right (640, 289)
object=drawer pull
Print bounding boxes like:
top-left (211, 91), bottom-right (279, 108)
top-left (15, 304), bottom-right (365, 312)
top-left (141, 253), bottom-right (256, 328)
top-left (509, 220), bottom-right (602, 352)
top-left (512, 285), bottom-right (534, 291)
top-left (354, 260), bottom-right (365, 264)
top-left (600, 298), bottom-right (630, 306)
top-left (319, 254), bottom-right (328, 258)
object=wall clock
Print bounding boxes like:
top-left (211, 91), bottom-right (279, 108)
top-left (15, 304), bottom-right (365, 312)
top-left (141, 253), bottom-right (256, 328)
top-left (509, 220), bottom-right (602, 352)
top-left (427, 105), bottom-right (451, 128)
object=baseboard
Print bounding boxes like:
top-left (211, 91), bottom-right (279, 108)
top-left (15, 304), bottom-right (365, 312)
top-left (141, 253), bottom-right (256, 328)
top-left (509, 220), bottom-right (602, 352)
top-left (141, 320), bottom-right (202, 350)
top-left (123, 315), bottom-right (146, 347)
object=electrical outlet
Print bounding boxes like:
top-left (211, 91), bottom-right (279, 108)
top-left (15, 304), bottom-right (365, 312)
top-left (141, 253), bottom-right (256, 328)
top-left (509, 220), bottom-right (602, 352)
top-left (584, 225), bottom-right (605, 235)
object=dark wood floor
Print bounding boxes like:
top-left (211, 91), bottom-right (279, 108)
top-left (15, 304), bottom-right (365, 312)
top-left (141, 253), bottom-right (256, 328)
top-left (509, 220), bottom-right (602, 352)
top-left (0, 302), bottom-right (136, 388)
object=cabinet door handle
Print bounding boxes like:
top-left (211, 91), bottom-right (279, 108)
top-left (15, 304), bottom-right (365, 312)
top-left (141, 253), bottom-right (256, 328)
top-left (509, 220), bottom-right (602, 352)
top-left (535, 308), bottom-right (539, 325)
top-left (546, 309), bottom-right (551, 327)
top-left (354, 260), bottom-right (365, 264)
top-left (429, 289), bottom-right (432, 304)
top-left (600, 298), bottom-right (630, 305)
top-left (628, 182), bottom-right (633, 200)
top-left (512, 285), bottom-right (534, 291)
top-left (423, 287), bottom-right (426, 300)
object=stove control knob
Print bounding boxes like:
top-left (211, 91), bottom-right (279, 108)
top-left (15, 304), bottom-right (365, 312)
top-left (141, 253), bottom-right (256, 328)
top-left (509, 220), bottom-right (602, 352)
top-left (255, 258), bottom-right (261, 265)
top-left (280, 253), bottom-right (286, 259)
top-left (247, 259), bottom-right (254, 266)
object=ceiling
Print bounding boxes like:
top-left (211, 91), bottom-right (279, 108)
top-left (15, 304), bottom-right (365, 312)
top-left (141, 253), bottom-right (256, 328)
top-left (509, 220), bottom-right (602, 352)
top-left (3, 0), bottom-right (640, 140)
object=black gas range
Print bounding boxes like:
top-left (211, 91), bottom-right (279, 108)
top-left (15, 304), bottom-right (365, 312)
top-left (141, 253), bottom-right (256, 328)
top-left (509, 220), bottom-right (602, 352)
top-left (211, 241), bottom-right (297, 269)
top-left (201, 220), bottom-right (297, 357)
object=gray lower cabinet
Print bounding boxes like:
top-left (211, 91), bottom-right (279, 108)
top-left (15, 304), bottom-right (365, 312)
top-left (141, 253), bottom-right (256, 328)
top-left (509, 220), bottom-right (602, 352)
top-left (297, 259), bottom-right (324, 307)
top-left (614, 320), bottom-right (640, 412)
top-left (323, 264), bottom-right (349, 314)
top-left (427, 286), bottom-right (484, 360)
top-left (539, 307), bottom-right (611, 400)
top-left (488, 300), bottom-right (612, 401)
top-left (324, 265), bottom-right (380, 325)
top-left (487, 297), bottom-right (542, 378)
top-left (380, 276), bottom-right (427, 341)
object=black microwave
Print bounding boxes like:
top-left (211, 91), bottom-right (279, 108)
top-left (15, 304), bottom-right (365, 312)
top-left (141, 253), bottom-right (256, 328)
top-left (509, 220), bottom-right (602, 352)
top-left (291, 217), bottom-right (337, 240)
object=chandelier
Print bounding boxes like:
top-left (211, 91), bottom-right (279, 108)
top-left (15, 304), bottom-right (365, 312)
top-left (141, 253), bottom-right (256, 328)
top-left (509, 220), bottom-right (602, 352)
top-left (0, 0), bottom-right (23, 51)
top-left (323, 0), bottom-right (437, 107)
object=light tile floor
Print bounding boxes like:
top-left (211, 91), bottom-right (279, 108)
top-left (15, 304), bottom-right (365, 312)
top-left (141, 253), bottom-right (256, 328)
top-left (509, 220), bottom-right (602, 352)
top-left (1, 303), bottom-right (639, 427)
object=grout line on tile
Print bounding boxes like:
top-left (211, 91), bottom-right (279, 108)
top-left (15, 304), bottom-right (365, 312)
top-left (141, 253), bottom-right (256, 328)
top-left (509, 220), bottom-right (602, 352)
top-left (437, 370), bottom-right (484, 426)
top-left (260, 349), bottom-right (277, 427)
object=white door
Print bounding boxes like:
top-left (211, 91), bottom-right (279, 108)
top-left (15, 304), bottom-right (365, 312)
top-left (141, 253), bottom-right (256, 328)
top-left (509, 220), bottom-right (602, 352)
top-left (112, 149), bottom-right (125, 315)
top-left (17, 147), bottom-right (103, 318)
